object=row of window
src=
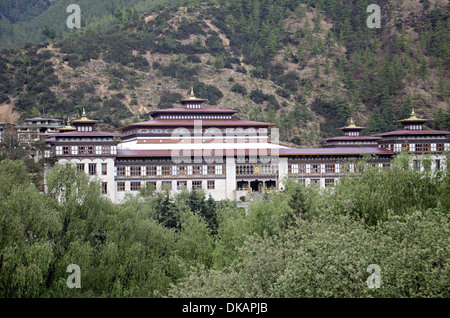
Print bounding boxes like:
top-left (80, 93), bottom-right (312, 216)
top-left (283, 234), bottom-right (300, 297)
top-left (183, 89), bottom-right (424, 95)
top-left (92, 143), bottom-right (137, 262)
top-left (158, 115), bottom-right (233, 120)
top-left (116, 180), bottom-right (216, 192)
top-left (236, 164), bottom-right (278, 175)
top-left (78, 163), bottom-right (108, 176)
top-left (297, 178), bottom-right (335, 187)
top-left (288, 163), bottom-right (390, 175)
top-left (405, 125), bottom-right (423, 131)
top-left (77, 126), bottom-right (93, 132)
top-left (289, 163), bottom-right (338, 174)
top-left (57, 145), bottom-right (116, 155)
top-left (116, 165), bottom-right (224, 177)
top-left (413, 159), bottom-right (442, 171)
top-left (381, 143), bottom-right (447, 152)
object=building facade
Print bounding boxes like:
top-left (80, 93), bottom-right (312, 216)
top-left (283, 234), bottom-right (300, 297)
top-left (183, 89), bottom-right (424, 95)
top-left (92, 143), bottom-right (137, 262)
top-left (16, 117), bottom-right (64, 148)
top-left (45, 93), bottom-right (450, 204)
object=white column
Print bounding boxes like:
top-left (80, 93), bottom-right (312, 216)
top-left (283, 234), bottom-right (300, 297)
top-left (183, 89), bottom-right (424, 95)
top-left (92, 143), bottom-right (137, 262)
top-left (226, 156), bottom-right (236, 200)
top-left (278, 157), bottom-right (289, 190)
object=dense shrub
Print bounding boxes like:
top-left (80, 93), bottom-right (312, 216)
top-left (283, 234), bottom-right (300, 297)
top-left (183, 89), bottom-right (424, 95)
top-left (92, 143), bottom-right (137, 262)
top-left (186, 54), bottom-right (202, 63)
top-left (192, 82), bottom-right (223, 105)
top-left (0, 92), bottom-right (10, 104)
top-left (230, 83), bottom-right (247, 96)
top-left (249, 89), bottom-right (267, 104)
top-left (158, 92), bottom-right (183, 109)
top-left (15, 94), bottom-right (36, 112)
top-left (271, 70), bottom-right (299, 92)
top-left (158, 62), bottom-right (198, 80)
top-left (169, 154), bottom-right (450, 298)
top-left (276, 88), bottom-right (291, 99)
top-left (1, 153), bottom-right (449, 298)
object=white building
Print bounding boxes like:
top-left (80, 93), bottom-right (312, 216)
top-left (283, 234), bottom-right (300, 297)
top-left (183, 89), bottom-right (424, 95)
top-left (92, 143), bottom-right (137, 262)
top-left (45, 93), bottom-right (449, 204)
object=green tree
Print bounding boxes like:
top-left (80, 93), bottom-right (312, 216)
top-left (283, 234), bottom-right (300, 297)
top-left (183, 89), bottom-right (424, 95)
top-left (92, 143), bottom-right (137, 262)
top-left (363, 106), bottom-right (384, 135)
top-left (0, 159), bottom-right (60, 297)
top-left (41, 24), bottom-right (57, 40)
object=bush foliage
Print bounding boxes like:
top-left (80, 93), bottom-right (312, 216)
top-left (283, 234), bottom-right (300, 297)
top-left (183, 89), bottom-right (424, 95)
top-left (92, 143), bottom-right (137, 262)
top-left (0, 153), bottom-right (449, 298)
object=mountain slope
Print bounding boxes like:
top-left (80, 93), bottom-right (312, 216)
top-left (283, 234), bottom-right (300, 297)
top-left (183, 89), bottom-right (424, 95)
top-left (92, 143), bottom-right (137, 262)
top-left (0, 1), bottom-right (449, 147)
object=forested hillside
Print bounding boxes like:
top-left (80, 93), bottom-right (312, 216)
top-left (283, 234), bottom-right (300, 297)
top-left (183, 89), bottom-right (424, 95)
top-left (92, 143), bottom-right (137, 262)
top-left (0, 0), bottom-right (449, 146)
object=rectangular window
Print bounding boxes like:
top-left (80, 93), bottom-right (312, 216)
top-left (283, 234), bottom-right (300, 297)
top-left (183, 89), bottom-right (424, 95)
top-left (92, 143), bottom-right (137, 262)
top-left (130, 166), bottom-right (141, 177)
top-left (102, 163), bottom-right (107, 176)
top-left (63, 146), bottom-right (70, 155)
top-left (207, 165), bottom-right (215, 175)
top-left (310, 179), bottom-right (320, 186)
top-left (437, 143), bottom-right (444, 152)
top-left (88, 146), bottom-right (94, 154)
top-left (102, 146), bottom-right (111, 154)
top-left (77, 163), bottom-right (85, 173)
top-left (423, 144), bottom-right (429, 152)
top-left (117, 182), bottom-right (125, 192)
top-left (192, 181), bottom-right (202, 190)
top-left (131, 182), bottom-right (141, 191)
top-left (102, 182), bottom-right (108, 194)
top-left (415, 144), bottom-right (423, 152)
top-left (207, 180), bottom-right (215, 190)
top-left (177, 181), bottom-right (187, 190)
top-left (299, 164), bottom-right (306, 174)
top-left (402, 143), bottom-right (409, 152)
top-left (146, 166), bottom-right (157, 176)
top-left (325, 164), bottom-right (335, 174)
top-left (311, 164), bottom-right (320, 174)
top-left (162, 181), bottom-right (172, 190)
top-left (146, 181), bottom-right (156, 190)
top-left (88, 163), bottom-right (97, 175)
top-left (161, 166), bottom-right (171, 176)
top-left (79, 146), bottom-right (86, 154)
top-left (117, 166), bottom-right (125, 177)
top-left (177, 166), bottom-right (187, 175)
top-left (192, 165), bottom-right (202, 175)
top-left (414, 160), bottom-right (421, 171)
top-left (325, 179), bottom-right (335, 188)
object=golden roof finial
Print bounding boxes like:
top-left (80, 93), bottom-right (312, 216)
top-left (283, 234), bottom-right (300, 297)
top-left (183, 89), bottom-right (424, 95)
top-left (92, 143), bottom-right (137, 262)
top-left (338, 117), bottom-right (365, 130)
top-left (397, 107), bottom-right (429, 123)
top-left (408, 108), bottom-right (419, 120)
top-left (81, 107), bottom-right (86, 118)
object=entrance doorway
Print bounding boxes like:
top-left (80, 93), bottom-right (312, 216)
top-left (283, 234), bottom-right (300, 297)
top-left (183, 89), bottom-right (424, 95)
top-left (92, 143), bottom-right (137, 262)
top-left (250, 180), bottom-right (262, 192)
top-left (237, 180), bottom-right (249, 190)
top-left (265, 180), bottom-right (276, 189)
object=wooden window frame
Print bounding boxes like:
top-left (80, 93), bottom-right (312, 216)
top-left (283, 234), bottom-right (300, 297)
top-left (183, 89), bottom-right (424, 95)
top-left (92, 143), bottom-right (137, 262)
top-left (177, 181), bottom-right (187, 190)
top-left (88, 163), bottom-right (97, 176)
top-left (102, 163), bottom-right (107, 176)
top-left (117, 182), bottom-right (125, 192)
top-left (192, 181), bottom-right (202, 190)
top-left (131, 182), bottom-right (141, 191)
top-left (130, 166), bottom-right (141, 177)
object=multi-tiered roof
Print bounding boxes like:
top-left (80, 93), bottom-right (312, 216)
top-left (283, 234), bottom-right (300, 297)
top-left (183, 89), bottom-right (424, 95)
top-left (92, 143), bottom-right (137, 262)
top-left (321, 118), bottom-right (380, 148)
